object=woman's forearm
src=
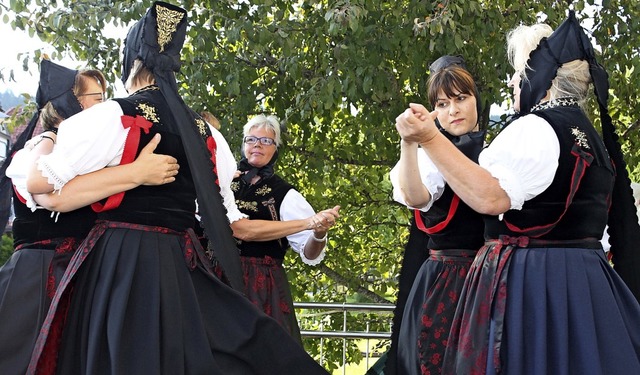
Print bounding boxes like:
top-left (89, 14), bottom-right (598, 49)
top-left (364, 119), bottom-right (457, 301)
top-left (32, 134), bottom-right (177, 212)
top-left (302, 231), bottom-right (326, 260)
top-left (420, 132), bottom-right (510, 215)
top-left (33, 164), bottom-right (142, 212)
top-left (230, 217), bottom-right (310, 242)
top-left (396, 104), bottom-right (511, 215)
top-left (396, 140), bottom-right (431, 208)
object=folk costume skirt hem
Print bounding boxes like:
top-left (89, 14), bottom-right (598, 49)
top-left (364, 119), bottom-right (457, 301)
top-left (27, 221), bottom-right (328, 375)
top-left (443, 237), bottom-right (640, 375)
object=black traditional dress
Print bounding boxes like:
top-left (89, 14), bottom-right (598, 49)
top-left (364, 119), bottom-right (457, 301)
top-left (390, 131), bottom-right (485, 375)
top-left (231, 168), bottom-right (324, 343)
top-left (26, 88), bottom-right (328, 375)
top-left (0, 182), bottom-right (95, 375)
top-left (383, 217), bottom-right (430, 375)
top-left (442, 103), bottom-right (640, 375)
top-left (0, 58), bottom-right (90, 375)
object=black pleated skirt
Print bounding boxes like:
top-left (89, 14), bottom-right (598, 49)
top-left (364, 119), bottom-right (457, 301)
top-left (28, 221), bottom-right (328, 375)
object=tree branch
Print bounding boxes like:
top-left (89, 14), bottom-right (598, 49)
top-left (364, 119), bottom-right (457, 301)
top-left (317, 263), bottom-right (389, 304)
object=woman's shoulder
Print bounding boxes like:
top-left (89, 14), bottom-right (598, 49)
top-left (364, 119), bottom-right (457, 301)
top-left (498, 113), bottom-right (553, 139)
top-left (509, 112), bottom-right (550, 126)
top-left (267, 173), bottom-right (295, 190)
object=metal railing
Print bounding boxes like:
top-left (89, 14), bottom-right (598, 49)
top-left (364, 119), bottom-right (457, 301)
top-left (294, 302), bottom-right (395, 374)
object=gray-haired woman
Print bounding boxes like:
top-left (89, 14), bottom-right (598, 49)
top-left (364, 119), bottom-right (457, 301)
top-left (228, 113), bottom-right (339, 342)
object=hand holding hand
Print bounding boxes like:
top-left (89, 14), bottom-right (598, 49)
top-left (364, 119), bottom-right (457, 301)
top-left (133, 134), bottom-right (180, 185)
top-left (395, 104), bottom-right (439, 145)
top-left (307, 205), bottom-right (341, 233)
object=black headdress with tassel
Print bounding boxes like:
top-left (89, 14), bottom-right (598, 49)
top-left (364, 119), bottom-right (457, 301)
top-left (522, 11), bottom-right (640, 301)
top-left (121, 1), bottom-right (244, 291)
top-left (0, 59), bottom-right (82, 234)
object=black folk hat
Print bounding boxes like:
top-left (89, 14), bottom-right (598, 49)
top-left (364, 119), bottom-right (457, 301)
top-left (121, 1), bottom-right (187, 85)
top-left (0, 59), bottom-right (82, 233)
top-left (429, 54), bottom-right (467, 75)
top-left (37, 59), bottom-right (83, 118)
top-left (519, 11), bottom-right (603, 114)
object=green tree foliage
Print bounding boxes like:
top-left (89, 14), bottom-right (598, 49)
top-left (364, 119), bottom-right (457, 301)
top-left (0, 234), bottom-right (13, 265)
top-left (2, 0), bottom-right (640, 368)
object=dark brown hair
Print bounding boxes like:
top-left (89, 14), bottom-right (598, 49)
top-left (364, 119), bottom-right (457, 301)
top-left (427, 65), bottom-right (478, 108)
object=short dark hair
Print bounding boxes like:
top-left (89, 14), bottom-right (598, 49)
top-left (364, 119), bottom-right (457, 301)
top-left (427, 65), bottom-right (479, 111)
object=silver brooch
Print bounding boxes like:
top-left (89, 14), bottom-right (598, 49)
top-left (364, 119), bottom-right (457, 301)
top-left (571, 127), bottom-right (590, 149)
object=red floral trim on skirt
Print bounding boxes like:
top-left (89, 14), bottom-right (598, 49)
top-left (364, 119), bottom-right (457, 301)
top-left (240, 255), bottom-right (302, 342)
top-left (417, 249), bottom-right (477, 375)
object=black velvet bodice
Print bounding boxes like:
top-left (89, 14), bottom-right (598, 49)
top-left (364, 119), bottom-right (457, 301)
top-left (485, 105), bottom-right (613, 240)
top-left (98, 87), bottom-right (197, 231)
top-left (417, 131), bottom-right (486, 250)
top-left (11, 191), bottom-right (96, 248)
top-left (231, 174), bottom-right (293, 259)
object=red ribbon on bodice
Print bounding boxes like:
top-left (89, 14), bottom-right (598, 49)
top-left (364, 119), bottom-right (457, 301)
top-left (91, 115), bottom-right (153, 212)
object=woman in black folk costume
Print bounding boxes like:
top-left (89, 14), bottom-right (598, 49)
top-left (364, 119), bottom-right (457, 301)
top-left (0, 60), bottom-right (105, 375)
top-left (388, 56), bottom-right (486, 375)
top-left (379, 217), bottom-right (429, 375)
top-left (397, 11), bottom-right (640, 375)
top-left (2, 59), bottom-right (184, 374)
top-left (0, 59), bottom-right (174, 375)
top-left (25, 2), bottom-right (329, 374)
top-left (230, 114), bottom-right (340, 342)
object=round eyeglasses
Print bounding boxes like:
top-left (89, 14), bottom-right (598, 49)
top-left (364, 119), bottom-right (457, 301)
top-left (243, 136), bottom-right (275, 146)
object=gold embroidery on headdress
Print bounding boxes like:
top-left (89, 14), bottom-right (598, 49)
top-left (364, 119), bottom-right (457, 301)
top-left (570, 127), bottom-right (590, 149)
top-left (156, 5), bottom-right (184, 53)
top-left (137, 103), bottom-right (160, 123)
top-left (195, 118), bottom-right (207, 136)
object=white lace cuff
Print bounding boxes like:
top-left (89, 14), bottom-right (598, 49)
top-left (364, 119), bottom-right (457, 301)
top-left (298, 238), bottom-right (327, 266)
top-left (227, 210), bottom-right (248, 224)
top-left (36, 153), bottom-right (76, 191)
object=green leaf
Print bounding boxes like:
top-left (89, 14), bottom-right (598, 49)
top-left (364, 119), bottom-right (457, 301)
top-left (454, 33), bottom-right (463, 49)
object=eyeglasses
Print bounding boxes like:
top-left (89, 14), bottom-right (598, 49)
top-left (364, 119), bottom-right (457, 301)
top-left (243, 135), bottom-right (275, 146)
top-left (78, 92), bottom-right (106, 102)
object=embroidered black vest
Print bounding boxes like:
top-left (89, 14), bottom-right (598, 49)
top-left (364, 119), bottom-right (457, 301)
top-left (232, 174), bottom-right (293, 259)
top-left (97, 87), bottom-right (197, 231)
top-left (485, 105), bottom-right (613, 240)
top-left (415, 131), bottom-right (486, 250)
